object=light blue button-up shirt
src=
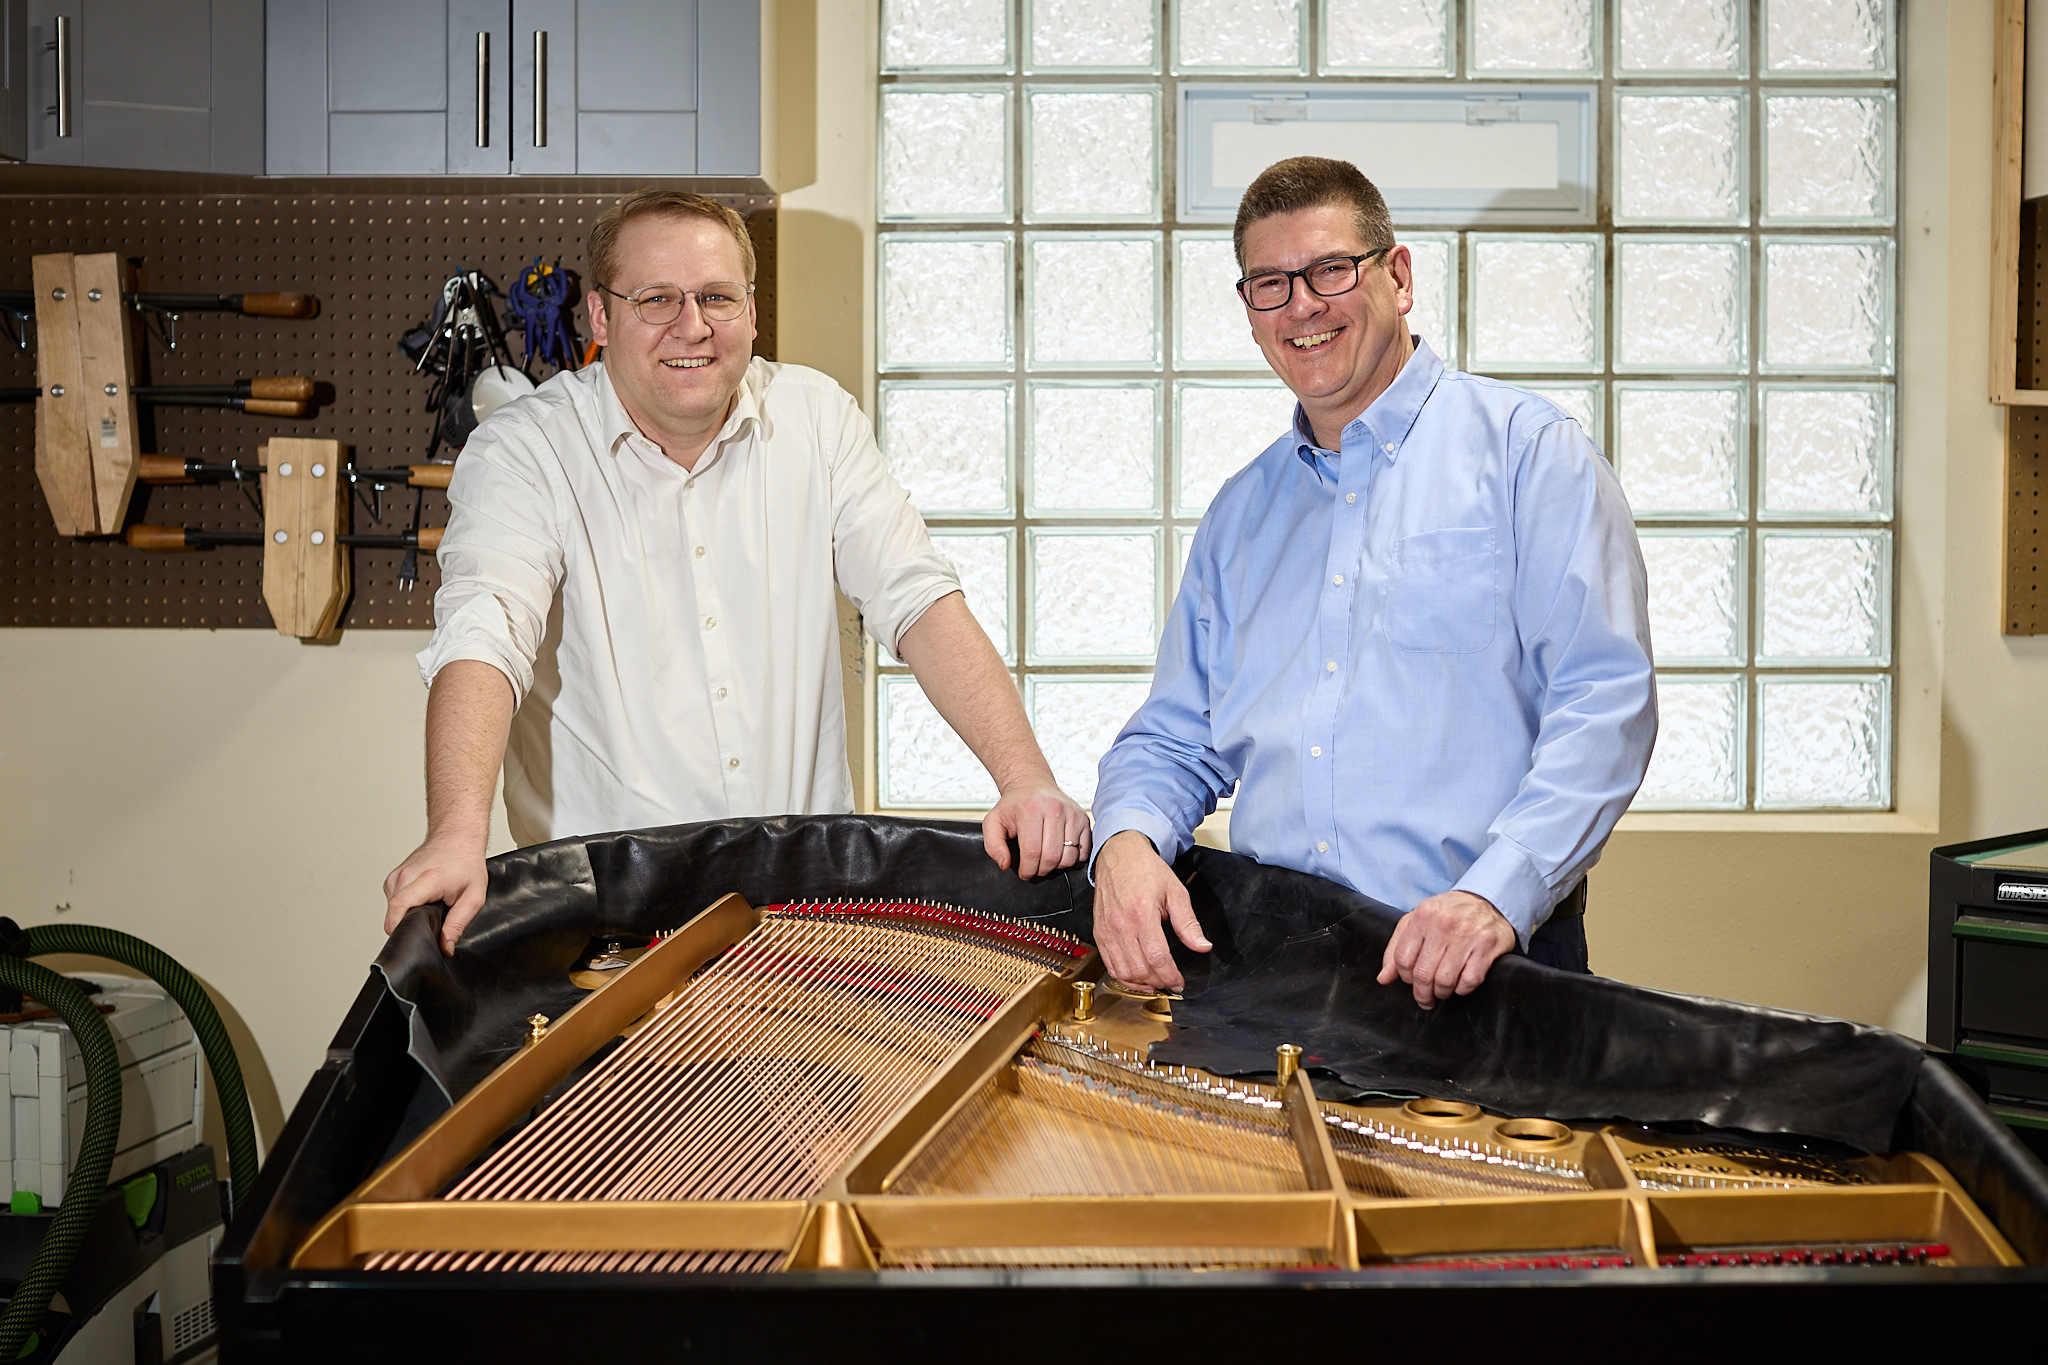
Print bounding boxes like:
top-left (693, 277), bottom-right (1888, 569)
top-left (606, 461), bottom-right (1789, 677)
top-left (1092, 338), bottom-right (1656, 947)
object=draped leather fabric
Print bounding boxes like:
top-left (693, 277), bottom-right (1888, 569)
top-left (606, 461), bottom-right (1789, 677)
top-left (379, 814), bottom-right (1919, 1153)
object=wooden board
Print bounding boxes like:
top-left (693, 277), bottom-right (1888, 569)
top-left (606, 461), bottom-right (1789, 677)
top-left (259, 438), bottom-right (350, 639)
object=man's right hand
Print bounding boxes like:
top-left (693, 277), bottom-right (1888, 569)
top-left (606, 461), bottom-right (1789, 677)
top-left (1091, 830), bottom-right (1212, 991)
top-left (383, 838), bottom-right (489, 956)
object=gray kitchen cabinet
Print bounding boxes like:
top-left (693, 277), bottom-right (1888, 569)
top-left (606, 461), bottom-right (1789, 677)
top-left (21, 0), bottom-right (264, 172)
top-left (268, 0), bottom-right (760, 177)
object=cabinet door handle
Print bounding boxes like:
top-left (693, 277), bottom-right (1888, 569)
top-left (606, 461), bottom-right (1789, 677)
top-left (476, 32), bottom-right (490, 147)
top-left (46, 15), bottom-right (73, 138)
top-left (534, 31), bottom-right (548, 148)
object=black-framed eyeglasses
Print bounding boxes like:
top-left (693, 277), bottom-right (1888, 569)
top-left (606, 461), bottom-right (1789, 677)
top-left (599, 281), bottom-right (754, 325)
top-left (1235, 248), bottom-right (1391, 312)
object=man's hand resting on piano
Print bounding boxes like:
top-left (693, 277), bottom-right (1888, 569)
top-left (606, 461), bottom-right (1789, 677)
top-left (1376, 889), bottom-right (1517, 1010)
top-left (1090, 830), bottom-right (1213, 992)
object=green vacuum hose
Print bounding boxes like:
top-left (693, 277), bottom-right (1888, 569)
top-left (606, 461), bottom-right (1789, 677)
top-left (0, 959), bottom-right (122, 1361)
top-left (17, 924), bottom-right (259, 1214)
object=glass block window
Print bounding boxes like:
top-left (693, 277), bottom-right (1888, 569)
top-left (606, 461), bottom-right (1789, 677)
top-left (876, 0), bottom-right (1898, 814)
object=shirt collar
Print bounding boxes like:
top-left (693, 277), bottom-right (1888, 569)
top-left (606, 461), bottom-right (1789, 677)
top-left (1290, 334), bottom-right (1445, 474)
top-left (595, 357), bottom-right (767, 470)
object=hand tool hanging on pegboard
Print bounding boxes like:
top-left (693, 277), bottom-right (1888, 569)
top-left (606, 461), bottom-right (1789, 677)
top-left (399, 269), bottom-right (533, 461)
top-left (507, 258), bottom-right (585, 373)
top-left (4, 252), bottom-right (323, 538)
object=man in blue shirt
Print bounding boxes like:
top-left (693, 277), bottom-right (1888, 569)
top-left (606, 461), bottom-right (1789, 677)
top-left (1091, 157), bottom-right (1655, 1010)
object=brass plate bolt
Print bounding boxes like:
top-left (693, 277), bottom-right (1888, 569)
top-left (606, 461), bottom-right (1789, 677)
top-left (527, 1013), bottom-right (550, 1044)
top-left (1276, 1042), bottom-right (1303, 1089)
top-left (1070, 980), bottom-right (1096, 1022)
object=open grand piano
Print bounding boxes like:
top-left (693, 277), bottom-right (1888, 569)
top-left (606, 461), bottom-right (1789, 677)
top-left (218, 818), bottom-right (2048, 1358)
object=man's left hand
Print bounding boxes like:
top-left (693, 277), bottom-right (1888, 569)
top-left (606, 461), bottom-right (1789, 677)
top-left (983, 782), bottom-right (1091, 880)
top-left (1376, 890), bottom-right (1517, 1010)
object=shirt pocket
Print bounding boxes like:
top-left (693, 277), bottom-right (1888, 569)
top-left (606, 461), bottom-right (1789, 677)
top-left (1383, 527), bottom-right (1498, 654)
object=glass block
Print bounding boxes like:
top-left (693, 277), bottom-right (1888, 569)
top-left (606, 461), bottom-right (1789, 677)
top-left (880, 236), bottom-right (1013, 370)
top-left (1027, 234), bottom-right (1163, 369)
top-left (881, 0), bottom-right (1009, 71)
top-left (1759, 384), bottom-right (1893, 519)
top-left (1638, 531), bottom-right (1745, 665)
top-left (1756, 675), bottom-right (1890, 809)
top-left (1029, 0), bottom-right (1159, 70)
top-left (1402, 234), bottom-right (1458, 366)
top-left (1028, 382), bottom-right (1162, 514)
top-left (1025, 676), bottom-right (1156, 806)
top-left (1028, 529), bottom-right (1160, 663)
top-left (1175, 0), bottom-right (1304, 73)
top-left (1617, 0), bottom-right (1744, 74)
top-left (1613, 93), bottom-right (1745, 225)
top-left (1758, 530), bottom-right (1891, 664)
top-left (1613, 384), bottom-right (1745, 516)
top-left (1763, 92), bottom-right (1894, 225)
top-left (931, 530), bottom-right (1015, 662)
top-left (1469, 0), bottom-right (1598, 75)
top-left (878, 382), bottom-right (1012, 516)
top-left (879, 675), bottom-right (1000, 808)
top-left (1467, 236), bottom-right (1603, 373)
top-left (1762, 239), bottom-right (1893, 372)
top-left (880, 89), bottom-right (1010, 221)
top-left (1631, 675), bottom-right (1746, 810)
top-left (1174, 380), bottom-right (1298, 514)
top-left (1511, 383), bottom-right (1603, 452)
top-left (1026, 88), bottom-right (1160, 221)
top-left (1615, 238), bottom-right (1747, 372)
top-left (1321, 0), bottom-right (1451, 75)
top-left (1764, 0), bottom-right (1893, 76)
top-left (1174, 234), bottom-right (1265, 370)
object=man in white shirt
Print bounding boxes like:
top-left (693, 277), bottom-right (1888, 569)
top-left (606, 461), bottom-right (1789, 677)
top-left (384, 190), bottom-right (1088, 954)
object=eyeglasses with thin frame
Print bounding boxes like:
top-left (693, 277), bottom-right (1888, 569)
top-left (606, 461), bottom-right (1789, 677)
top-left (599, 281), bottom-right (755, 326)
top-left (1235, 247), bottom-right (1392, 312)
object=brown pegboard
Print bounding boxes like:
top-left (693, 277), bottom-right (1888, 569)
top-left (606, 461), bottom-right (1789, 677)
top-left (1, 193), bottom-right (776, 629)
top-left (2012, 199), bottom-right (2048, 635)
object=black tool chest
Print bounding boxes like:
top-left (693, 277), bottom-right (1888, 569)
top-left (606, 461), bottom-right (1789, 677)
top-left (1930, 829), bottom-right (2048, 1151)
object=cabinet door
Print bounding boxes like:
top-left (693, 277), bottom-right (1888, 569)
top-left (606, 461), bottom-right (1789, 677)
top-left (27, 0), bottom-right (253, 171)
top-left (509, 0), bottom-right (571, 174)
top-left (570, 0), bottom-right (696, 175)
top-left (326, 0), bottom-right (453, 174)
top-left (446, 0), bottom-right (510, 174)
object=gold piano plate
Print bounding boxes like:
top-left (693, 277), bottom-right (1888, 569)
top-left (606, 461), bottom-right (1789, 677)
top-left (294, 894), bottom-right (2026, 1275)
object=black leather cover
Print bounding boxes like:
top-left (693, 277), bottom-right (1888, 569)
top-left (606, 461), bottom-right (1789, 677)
top-left (380, 814), bottom-right (1919, 1153)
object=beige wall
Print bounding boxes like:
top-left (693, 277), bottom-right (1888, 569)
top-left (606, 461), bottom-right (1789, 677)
top-left (0, 2), bottom-right (2033, 1170)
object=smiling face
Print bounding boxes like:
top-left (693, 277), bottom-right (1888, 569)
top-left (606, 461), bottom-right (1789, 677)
top-left (587, 212), bottom-right (757, 468)
top-left (1239, 203), bottom-right (1413, 451)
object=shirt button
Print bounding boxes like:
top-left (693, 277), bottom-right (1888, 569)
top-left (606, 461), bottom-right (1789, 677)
top-left (1326, 660), bottom-right (1337, 672)
top-left (1310, 746), bottom-right (1322, 757)
top-left (1332, 574), bottom-right (1344, 586)
top-left (704, 616), bottom-right (717, 630)
top-left (694, 545), bottom-right (706, 557)
top-left (717, 686), bottom-right (728, 700)
top-left (1317, 841), bottom-right (1329, 853)
top-left (728, 757), bottom-right (741, 769)
top-left (1383, 442), bottom-right (1395, 453)
top-left (1345, 492), bottom-right (1357, 504)
top-left (685, 478), bottom-right (696, 490)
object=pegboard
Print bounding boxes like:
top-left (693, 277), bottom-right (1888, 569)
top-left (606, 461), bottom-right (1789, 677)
top-left (0, 193), bottom-right (777, 629)
top-left (2011, 198), bottom-right (2048, 635)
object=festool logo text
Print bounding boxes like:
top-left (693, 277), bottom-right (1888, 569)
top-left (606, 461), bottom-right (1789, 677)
top-left (175, 1163), bottom-right (213, 1186)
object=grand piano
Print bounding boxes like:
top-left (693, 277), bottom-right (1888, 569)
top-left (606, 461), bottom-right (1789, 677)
top-left (216, 817), bottom-right (2048, 1358)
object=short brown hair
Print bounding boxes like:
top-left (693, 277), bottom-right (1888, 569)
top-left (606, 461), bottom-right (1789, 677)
top-left (585, 189), bottom-right (757, 289)
top-left (1233, 157), bottom-right (1395, 270)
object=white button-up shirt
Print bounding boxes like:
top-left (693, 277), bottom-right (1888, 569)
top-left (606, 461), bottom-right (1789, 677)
top-left (417, 358), bottom-right (959, 846)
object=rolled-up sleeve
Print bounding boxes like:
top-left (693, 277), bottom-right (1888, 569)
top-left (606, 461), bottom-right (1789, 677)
top-left (824, 390), bottom-right (960, 660)
top-left (414, 423), bottom-right (567, 704)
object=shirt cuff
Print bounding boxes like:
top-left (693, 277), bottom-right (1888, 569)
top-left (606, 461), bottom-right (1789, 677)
top-left (1086, 809), bottom-right (1185, 886)
top-left (1453, 838), bottom-right (1554, 952)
